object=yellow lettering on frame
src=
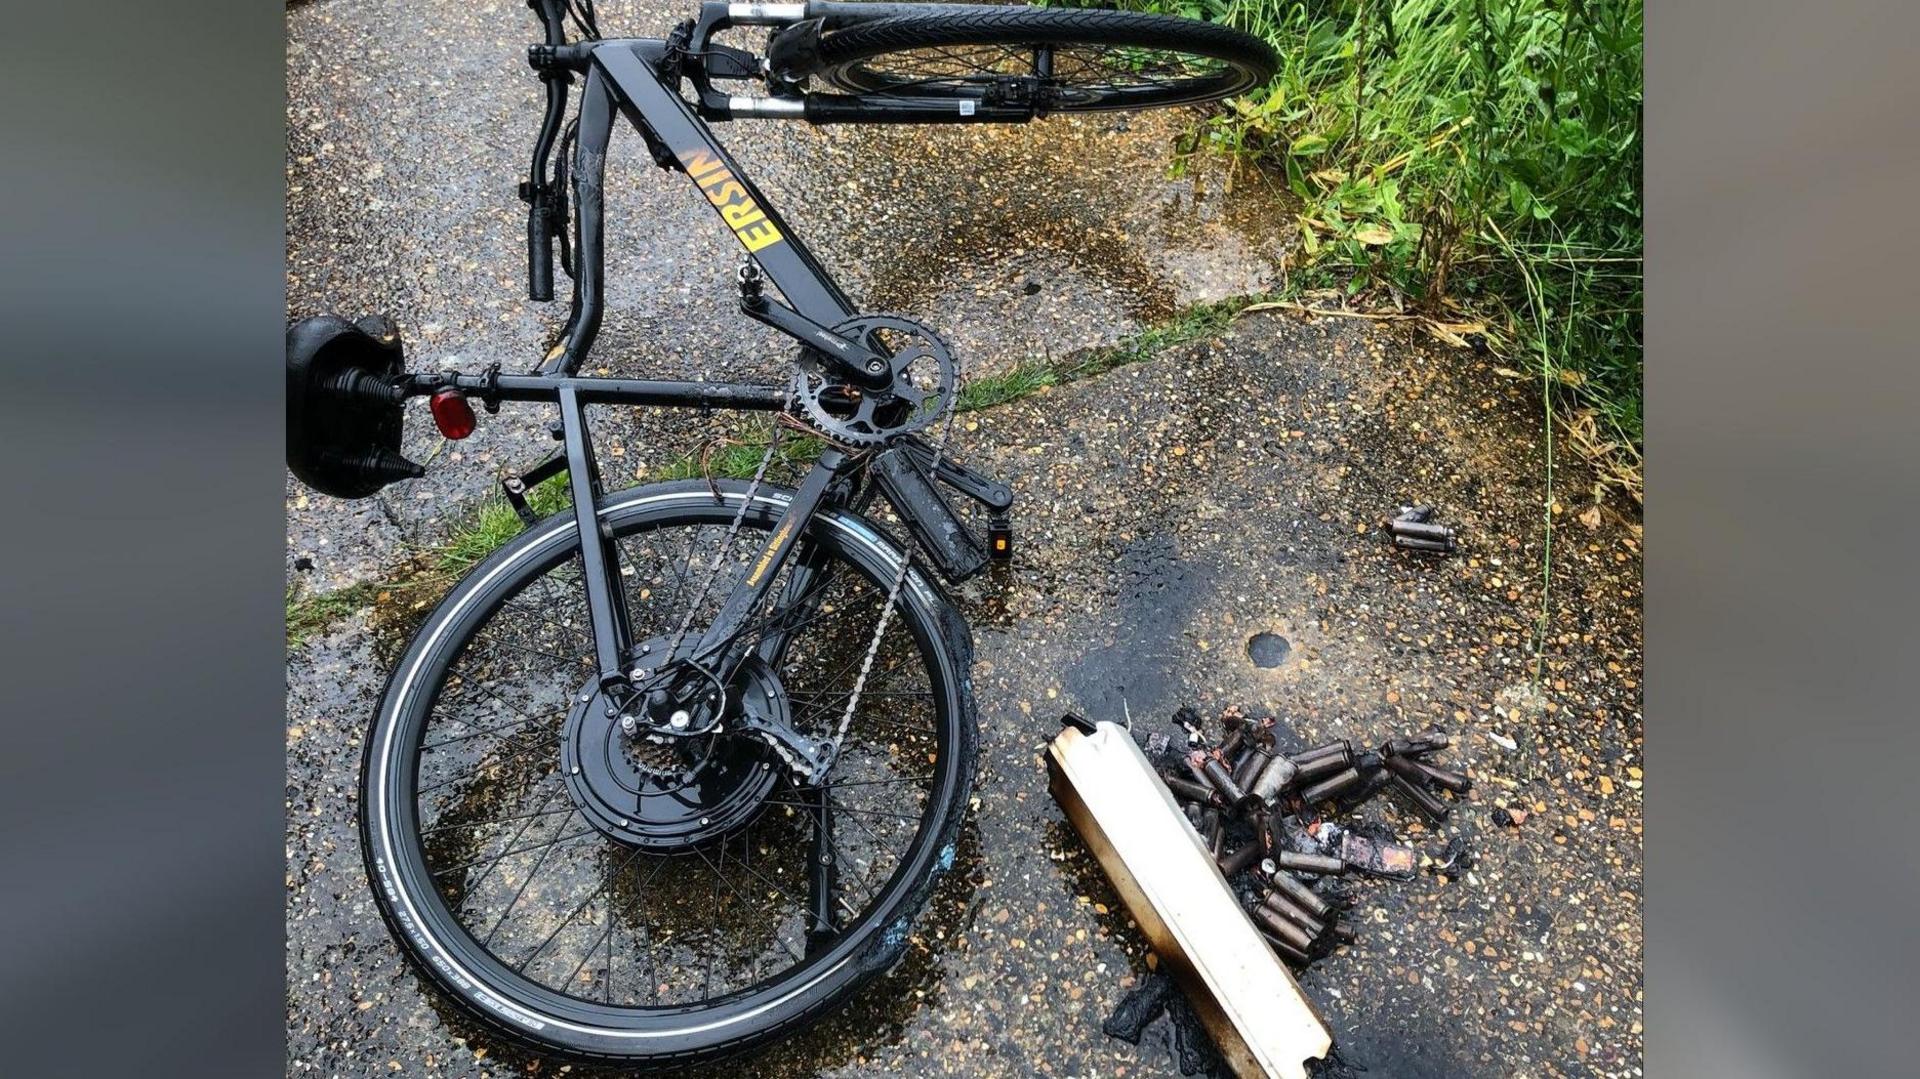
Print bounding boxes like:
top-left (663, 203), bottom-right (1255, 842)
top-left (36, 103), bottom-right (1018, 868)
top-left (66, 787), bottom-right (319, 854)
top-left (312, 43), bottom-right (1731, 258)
top-left (680, 150), bottom-right (726, 180)
top-left (720, 201), bottom-right (766, 229)
top-left (704, 179), bottom-right (745, 206)
top-left (738, 220), bottom-right (783, 252)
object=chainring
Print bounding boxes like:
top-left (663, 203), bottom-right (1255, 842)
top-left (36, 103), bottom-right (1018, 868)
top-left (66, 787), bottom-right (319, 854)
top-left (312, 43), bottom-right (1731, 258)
top-left (793, 314), bottom-right (957, 446)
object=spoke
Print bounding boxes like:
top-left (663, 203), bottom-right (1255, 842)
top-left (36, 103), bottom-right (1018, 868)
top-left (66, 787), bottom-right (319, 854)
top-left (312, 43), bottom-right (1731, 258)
top-left (554, 858), bottom-right (621, 997)
top-left (762, 799), bottom-right (925, 822)
top-left (729, 830), bottom-right (853, 921)
top-left (515, 842), bottom-right (649, 975)
top-left (496, 597), bottom-right (593, 649)
top-left (801, 773), bottom-right (933, 790)
top-left (828, 791), bottom-right (907, 866)
top-left (470, 631), bottom-right (585, 668)
top-left (481, 808), bottom-right (579, 946)
top-left (429, 782), bottom-right (560, 886)
top-left (432, 823), bottom-right (600, 880)
top-left (417, 804), bottom-right (574, 837)
top-left (693, 842), bottom-right (804, 963)
top-left (415, 733), bottom-right (556, 795)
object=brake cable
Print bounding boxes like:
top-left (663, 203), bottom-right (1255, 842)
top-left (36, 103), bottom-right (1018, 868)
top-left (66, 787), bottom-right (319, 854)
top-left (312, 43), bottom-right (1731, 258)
top-left (566, 0), bottom-right (602, 41)
top-left (553, 116), bottom-right (578, 278)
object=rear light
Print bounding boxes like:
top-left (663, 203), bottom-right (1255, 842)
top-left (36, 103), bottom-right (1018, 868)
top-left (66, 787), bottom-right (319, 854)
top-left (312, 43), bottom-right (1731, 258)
top-left (430, 389), bottom-right (477, 440)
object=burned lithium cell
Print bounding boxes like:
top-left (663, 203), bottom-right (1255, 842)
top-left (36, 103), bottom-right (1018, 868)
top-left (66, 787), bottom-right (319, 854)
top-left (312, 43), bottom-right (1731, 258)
top-left (1250, 752), bottom-right (1300, 804)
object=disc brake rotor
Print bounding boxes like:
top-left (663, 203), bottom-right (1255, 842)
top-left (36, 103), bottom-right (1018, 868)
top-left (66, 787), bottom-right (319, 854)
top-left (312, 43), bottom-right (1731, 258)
top-left (794, 314), bottom-right (956, 446)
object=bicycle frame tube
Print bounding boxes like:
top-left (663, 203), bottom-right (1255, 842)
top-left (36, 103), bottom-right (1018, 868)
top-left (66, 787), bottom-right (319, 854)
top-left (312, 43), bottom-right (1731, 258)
top-left (492, 37), bottom-right (898, 714)
top-left (542, 42), bottom-right (859, 378)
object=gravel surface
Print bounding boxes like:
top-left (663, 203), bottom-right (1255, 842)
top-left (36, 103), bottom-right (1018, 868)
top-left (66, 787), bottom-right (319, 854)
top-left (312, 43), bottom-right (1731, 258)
top-left (287, 2), bottom-right (1642, 1076)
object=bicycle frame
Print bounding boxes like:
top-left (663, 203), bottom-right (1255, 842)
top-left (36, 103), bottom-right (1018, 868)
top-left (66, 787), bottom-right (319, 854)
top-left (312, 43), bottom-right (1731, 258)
top-left (404, 21), bottom-right (1011, 716)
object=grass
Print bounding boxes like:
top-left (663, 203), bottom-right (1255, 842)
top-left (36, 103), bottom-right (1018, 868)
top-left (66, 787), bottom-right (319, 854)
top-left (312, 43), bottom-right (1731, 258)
top-left (285, 580), bottom-right (388, 647)
top-left (1080, 0), bottom-right (1643, 490)
top-left (435, 474), bottom-right (574, 572)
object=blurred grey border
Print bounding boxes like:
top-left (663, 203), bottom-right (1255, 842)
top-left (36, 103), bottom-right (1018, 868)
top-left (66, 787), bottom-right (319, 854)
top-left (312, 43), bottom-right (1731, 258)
top-left (0, 2), bottom-right (285, 1076)
top-left (2, 0), bottom-right (1917, 1075)
top-left (1650, 1), bottom-right (1920, 1075)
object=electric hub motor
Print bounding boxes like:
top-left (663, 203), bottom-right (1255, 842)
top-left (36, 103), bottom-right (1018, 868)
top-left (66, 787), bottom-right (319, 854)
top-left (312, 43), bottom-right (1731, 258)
top-left (559, 641), bottom-right (790, 851)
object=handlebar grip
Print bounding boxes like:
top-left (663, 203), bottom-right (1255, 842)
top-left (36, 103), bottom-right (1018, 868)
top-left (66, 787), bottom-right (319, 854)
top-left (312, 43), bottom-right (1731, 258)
top-left (527, 197), bottom-right (555, 302)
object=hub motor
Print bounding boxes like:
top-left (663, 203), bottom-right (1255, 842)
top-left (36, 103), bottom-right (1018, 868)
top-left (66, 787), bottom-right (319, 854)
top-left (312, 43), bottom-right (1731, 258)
top-left (559, 646), bottom-right (790, 851)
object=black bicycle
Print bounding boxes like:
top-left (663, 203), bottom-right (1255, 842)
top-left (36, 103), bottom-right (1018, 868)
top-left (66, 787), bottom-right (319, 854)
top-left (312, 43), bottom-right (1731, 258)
top-left (287, 0), bottom-right (1273, 1065)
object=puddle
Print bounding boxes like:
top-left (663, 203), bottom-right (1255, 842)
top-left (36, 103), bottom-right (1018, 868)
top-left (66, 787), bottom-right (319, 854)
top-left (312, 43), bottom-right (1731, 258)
top-left (1247, 631), bottom-right (1292, 668)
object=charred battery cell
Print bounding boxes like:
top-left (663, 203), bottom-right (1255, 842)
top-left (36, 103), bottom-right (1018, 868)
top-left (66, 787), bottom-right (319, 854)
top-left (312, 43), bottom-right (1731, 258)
top-left (1258, 928), bottom-right (1311, 966)
top-left (1260, 891), bottom-right (1326, 938)
top-left (1230, 744), bottom-right (1267, 792)
top-left (1299, 767), bottom-right (1363, 803)
top-left (1292, 740), bottom-right (1352, 764)
top-left (1162, 775), bottom-right (1219, 806)
top-left (1385, 768), bottom-right (1452, 824)
top-left (1275, 850), bottom-right (1346, 877)
top-left (1412, 759), bottom-right (1472, 793)
top-left (1267, 869), bottom-right (1333, 920)
top-left (1382, 731), bottom-right (1450, 757)
top-left (1293, 746), bottom-right (1354, 782)
top-left (1251, 905), bottom-right (1316, 953)
top-left (1250, 751), bottom-right (1300, 805)
top-left (1333, 769), bottom-right (1395, 812)
top-left (1218, 841), bottom-right (1266, 878)
top-left (1193, 750), bottom-right (1248, 806)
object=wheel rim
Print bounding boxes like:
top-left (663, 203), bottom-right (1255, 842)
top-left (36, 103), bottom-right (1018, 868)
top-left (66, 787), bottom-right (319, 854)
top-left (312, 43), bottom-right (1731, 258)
top-left (825, 40), bottom-right (1262, 110)
top-left (366, 488), bottom-right (966, 1039)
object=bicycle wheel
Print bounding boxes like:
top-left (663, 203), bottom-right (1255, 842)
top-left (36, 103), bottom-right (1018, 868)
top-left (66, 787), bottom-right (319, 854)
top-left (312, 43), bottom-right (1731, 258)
top-left (359, 480), bottom-right (977, 1064)
top-left (810, 6), bottom-right (1277, 112)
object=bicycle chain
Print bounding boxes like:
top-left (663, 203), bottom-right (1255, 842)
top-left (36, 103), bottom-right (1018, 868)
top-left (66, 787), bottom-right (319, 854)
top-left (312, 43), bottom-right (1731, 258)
top-left (635, 259), bottom-right (963, 784)
top-left (821, 377), bottom-right (959, 775)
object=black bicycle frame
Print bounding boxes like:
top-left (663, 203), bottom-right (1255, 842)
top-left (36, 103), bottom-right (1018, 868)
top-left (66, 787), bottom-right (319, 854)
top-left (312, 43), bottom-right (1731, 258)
top-left (412, 29), bottom-right (939, 705)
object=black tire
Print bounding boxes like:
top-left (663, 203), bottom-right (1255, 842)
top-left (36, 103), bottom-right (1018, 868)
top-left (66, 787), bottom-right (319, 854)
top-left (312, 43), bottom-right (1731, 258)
top-left (811, 6), bottom-right (1277, 112)
top-left (359, 480), bottom-right (978, 1065)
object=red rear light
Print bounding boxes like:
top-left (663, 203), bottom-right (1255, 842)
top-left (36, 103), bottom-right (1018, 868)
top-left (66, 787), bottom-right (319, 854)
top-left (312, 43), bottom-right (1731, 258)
top-left (430, 389), bottom-right (477, 440)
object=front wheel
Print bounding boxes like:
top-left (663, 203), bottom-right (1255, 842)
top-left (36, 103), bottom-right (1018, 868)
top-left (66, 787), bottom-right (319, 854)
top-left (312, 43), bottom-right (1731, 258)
top-left (807, 6), bottom-right (1279, 112)
top-left (359, 480), bottom-right (977, 1065)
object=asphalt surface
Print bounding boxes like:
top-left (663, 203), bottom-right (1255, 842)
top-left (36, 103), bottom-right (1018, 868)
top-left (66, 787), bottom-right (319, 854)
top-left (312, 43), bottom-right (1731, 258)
top-left (287, 2), bottom-right (1643, 1076)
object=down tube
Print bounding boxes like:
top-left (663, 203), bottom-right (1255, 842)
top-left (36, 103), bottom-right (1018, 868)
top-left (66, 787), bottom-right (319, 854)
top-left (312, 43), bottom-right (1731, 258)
top-left (590, 44), bottom-right (858, 328)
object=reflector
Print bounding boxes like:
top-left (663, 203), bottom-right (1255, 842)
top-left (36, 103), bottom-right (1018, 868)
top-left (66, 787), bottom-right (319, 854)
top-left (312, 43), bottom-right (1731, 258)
top-left (430, 389), bottom-right (477, 440)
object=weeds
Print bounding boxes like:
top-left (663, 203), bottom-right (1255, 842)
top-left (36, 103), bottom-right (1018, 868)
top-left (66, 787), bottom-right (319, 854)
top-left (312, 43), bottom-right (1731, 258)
top-left (435, 474), bottom-right (574, 572)
top-left (285, 580), bottom-right (387, 647)
top-left (1092, 0), bottom-right (1643, 483)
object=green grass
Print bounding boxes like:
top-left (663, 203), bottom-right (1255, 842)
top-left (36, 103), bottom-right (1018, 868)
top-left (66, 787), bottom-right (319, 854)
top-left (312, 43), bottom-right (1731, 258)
top-left (285, 580), bottom-right (386, 647)
top-left (1084, 0), bottom-right (1643, 479)
top-left (435, 474), bottom-right (574, 572)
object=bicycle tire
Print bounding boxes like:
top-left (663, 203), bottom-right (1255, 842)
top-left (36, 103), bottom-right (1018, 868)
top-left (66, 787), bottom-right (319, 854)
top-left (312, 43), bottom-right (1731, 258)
top-left (359, 480), bottom-right (978, 1065)
top-left (810, 6), bottom-right (1277, 112)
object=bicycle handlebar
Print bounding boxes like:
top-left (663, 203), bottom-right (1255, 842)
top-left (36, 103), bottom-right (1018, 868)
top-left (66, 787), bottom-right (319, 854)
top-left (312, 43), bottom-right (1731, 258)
top-left (523, 0), bottom-right (571, 301)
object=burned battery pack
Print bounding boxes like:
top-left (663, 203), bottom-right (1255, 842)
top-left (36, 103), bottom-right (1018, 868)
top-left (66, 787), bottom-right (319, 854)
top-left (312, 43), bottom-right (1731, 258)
top-left (1047, 716), bottom-right (1332, 1078)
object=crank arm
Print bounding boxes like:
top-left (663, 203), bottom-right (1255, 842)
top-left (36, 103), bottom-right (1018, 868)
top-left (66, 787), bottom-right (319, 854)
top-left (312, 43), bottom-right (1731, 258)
top-left (898, 435), bottom-right (1013, 512)
top-left (739, 295), bottom-right (893, 389)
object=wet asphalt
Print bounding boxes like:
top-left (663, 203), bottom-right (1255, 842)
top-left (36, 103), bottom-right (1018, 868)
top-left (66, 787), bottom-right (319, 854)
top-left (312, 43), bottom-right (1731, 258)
top-left (287, 2), bottom-right (1642, 1076)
